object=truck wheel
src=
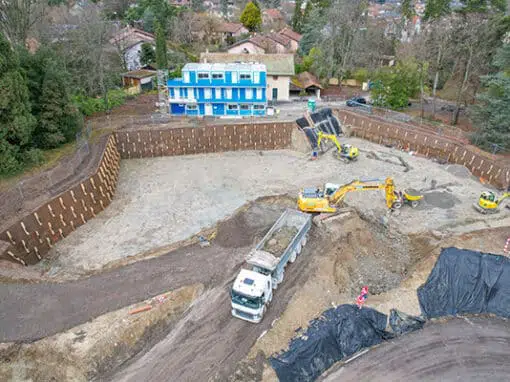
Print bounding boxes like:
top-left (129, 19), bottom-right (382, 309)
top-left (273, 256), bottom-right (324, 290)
top-left (277, 271), bottom-right (284, 284)
top-left (392, 201), bottom-right (402, 210)
top-left (296, 243), bottom-right (302, 255)
top-left (301, 236), bottom-right (307, 247)
top-left (289, 251), bottom-right (297, 263)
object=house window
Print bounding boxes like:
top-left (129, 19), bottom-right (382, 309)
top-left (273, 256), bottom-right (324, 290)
top-left (245, 88), bottom-right (253, 99)
top-left (212, 73), bottom-right (224, 79)
top-left (253, 72), bottom-right (260, 83)
top-left (186, 104), bottom-right (198, 110)
top-left (187, 88), bottom-right (194, 100)
top-left (198, 72), bottom-right (210, 79)
top-left (240, 73), bottom-right (251, 80)
top-left (227, 104), bottom-right (238, 110)
top-left (273, 75), bottom-right (278, 80)
top-left (204, 88), bottom-right (212, 99)
top-left (240, 104), bottom-right (250, 110)
top-left (183, 71), bottom-right (190, 83)
top-left (256, 88), bottom-right (263, 99)
top-left (226, 88), bottom-right (232, 99)
top-left (215, 88), bottom-right (222, 99)
top-left (253, 105), bottom-right (265, 110)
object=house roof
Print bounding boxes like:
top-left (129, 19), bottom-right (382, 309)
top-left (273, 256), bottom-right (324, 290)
top-left (122, 69), bottom-right (157, 79)
top-left (263, 8), bottom-right (284, 20)
top-left (267, 32), bottom-right (290, 46)
top-left (291, 71), bottom-right (322, 90)
top-left (200, 52), bottom-right (295, 76)
top-left (110, 26), bottom-right (154, 49)
top-left (279, 27), bottom-right (302, 42)
top-left (215, 22), bottom-right (245, 34)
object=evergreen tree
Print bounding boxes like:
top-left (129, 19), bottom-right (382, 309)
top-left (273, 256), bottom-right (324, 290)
top-left (221, 0), bottom-right (229, 17)
top-left (155, 21), bottom-right (168, 69)
top-left (240, 2), bottom-right (262, 32)
top-left (37, 63), bottom-right (82, 149)
top-left (460, 0), bottom-right (507, 13)
top-left (423, 0), bottom-right (450, 20)
top-left (401, 0), bottom-right (415, 19)
top-left (0, 33), bottom-right (36, 175)
top-left (302, 0), bottom-right (313, 26)
top-left (140, 43), bottom-right (156, 66)
top-left (471, 41), bottom-right (510, 150)
top-left (292, 0), bottom-right (303, 33)
top-left (298, 5), bottom-right (325, 55)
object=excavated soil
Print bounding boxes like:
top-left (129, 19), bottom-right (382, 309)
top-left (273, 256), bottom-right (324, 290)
top-left (263, 227), bottom-right (298, 256)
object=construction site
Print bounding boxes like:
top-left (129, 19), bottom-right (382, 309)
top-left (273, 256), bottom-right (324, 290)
top-left (1, 107), bottom-right (510, 382)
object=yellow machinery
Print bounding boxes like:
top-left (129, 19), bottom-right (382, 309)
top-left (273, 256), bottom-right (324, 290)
top-left (297, 177), bottom-right (423, 213)
top-left (473, 191), bottom-right (510, 214)
top-left (317, 131), bottom-right (359, 162)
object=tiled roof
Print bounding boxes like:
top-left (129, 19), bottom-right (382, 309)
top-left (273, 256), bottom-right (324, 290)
top-left (200, 52), bottom-right (295, 76)
top-left (291, 71), bottom-right (322, 90)
top-left (122, 69), bottom-right (157, 79)
top-left (263, 8), bottom-right (284, 20)
top-left (215, 22), bottom-right (245, 34)
top-left (249, 35), bottom-right (278, 51)
top-left (267, 33), bottom-right (290, 46)
top-left (279, 27), bottom-right (302, 42)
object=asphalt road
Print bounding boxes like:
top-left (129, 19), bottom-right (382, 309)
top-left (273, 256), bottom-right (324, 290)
top-left (322, 316), bottom-right (510, 382)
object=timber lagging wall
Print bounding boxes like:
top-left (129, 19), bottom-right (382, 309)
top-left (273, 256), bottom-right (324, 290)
top-left (336, 110), bottom-right (510, 189)
top-left (0, 136), bottom-right (121, 265)
top-left (115, 122), bottom-right (295, 159)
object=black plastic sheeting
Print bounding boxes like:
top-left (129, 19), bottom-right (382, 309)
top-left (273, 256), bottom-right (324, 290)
top-left (296, 108), bottom-right (343, 150)
top-left (389, 309), bottom-right (425, 335)
top-left (418, 247), bottom-right (510, 319)
top-left (270, 304), bottom-right (392, 382)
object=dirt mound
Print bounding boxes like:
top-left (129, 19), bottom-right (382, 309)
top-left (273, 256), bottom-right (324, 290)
top-left (264, 227), bottom-right (298, 256)
top-left (215, 196), bottom-right (296, 248)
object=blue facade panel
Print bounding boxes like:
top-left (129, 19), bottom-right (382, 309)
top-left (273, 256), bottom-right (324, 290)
top-left (168, 63), bottom-right (267, 117)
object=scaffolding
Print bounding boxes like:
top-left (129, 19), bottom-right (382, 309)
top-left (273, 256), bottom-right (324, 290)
top-left (157, 69), bottom-right (168, 114)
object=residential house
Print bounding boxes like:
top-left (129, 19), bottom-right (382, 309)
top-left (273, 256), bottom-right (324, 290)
top-left (279, 27), bottom-right (302, 52)
top-left (214, 22), bottom-right (248, 44)
top-left (167, 62), bottom-right (267, 116)
top-left (200, 52), bottom-right (295, 101)
top-left (109, 26), bottom-right (155, 71)
top-left (227, 28), bottom-right (302, 54)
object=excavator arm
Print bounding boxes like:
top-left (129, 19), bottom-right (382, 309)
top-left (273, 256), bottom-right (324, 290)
top-left (328, 179), bottom-right (390, 206)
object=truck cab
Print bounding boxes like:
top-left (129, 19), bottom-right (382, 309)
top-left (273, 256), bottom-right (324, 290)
top-left (231, 269), bottom-right (272, 323)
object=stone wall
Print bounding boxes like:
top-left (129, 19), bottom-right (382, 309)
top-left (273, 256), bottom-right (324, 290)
top-left (336, 110), bottom-right (510, 189)
top-left (115, 122), bottom-right (295, 159)
top-left (0, 136), bottom-right (121, 265)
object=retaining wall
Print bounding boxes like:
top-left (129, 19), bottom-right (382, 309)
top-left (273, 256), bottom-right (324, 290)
top-left (336, 110), bottom-right (510, 189)
top-left (0, 136), bottom-right (121, 265)
top-left (115, 122), bottom-right (295, 159)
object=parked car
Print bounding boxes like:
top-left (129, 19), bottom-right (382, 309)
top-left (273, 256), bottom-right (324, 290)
top-left (346, 97), bottom-right (367, 107)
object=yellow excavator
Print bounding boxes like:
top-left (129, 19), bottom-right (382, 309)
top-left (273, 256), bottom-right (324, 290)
top-left (473, 190), bottom-right (510, 214)
top-left (317, 131), bottom-right (359, 162)
top-left (297, 177), bottom-right (423, 213)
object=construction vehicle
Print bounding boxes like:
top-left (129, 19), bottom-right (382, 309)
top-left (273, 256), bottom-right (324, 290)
top-left (231, 209), bottom-right (312, 323)
top-left (473, 190), bottom-right (510, 214)
top-left (297, 177), bottom-right (423, 213)
top-left (317, 131), bottom-right (359, 162)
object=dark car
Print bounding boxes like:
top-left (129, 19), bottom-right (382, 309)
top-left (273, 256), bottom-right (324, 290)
top-left (346, 97), bottom-right (367, 107)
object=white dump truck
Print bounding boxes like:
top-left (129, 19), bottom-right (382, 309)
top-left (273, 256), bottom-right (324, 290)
top-left (231, 209), bottom-right (312, 323)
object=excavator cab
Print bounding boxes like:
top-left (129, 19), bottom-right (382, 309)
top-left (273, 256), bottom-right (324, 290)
top-left (480, 191), bottom-right (496, 202)
top-left (339, 144), bottom-right (359, 161)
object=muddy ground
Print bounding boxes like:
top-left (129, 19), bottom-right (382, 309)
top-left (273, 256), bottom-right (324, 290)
top-left (25, 136), bottom-right (510, 280)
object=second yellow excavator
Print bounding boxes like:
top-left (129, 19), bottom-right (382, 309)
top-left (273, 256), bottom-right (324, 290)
top-left (297, 177), bottom-right (423, 213)
top-left (317, 131), bottom-right (359, 162)
top-left (473, 190), bottom-right (510, 214)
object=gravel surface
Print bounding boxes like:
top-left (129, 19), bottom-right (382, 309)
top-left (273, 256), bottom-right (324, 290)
top-left (321, 316), bottom-right (510, 382)
top-left (41, 137), bottom-right (495, 276)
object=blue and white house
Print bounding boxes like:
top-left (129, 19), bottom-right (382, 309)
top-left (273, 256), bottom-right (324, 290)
top-left (167, 62), bottom-right (267, 117)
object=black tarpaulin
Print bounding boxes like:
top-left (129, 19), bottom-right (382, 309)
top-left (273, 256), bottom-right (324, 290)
top-left (270, 304), bottom-right (391, 382)
top-left (389, 309), bottom-right (425, 335)
top-left (418, 247), bottom-right (510, 319)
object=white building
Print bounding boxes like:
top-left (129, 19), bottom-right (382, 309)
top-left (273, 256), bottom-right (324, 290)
top-left (109, 27), bottom-right (155, 71)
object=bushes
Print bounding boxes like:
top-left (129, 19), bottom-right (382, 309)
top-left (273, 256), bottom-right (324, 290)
top-left (72, 89), bottom-right (127, 116)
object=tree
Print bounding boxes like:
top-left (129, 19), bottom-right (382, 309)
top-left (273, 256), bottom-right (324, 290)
top-left (459, 0), bottom-right (506, 13)
top-left (155, 21), bottom-right (168, 69)
top-left (221, 0), bottom-right (229, 17)
top-left (240, 2), bottom-right (262, 32)
top-left (298, 5), bottom-right (324, 55)
top-left (423, 0), bottom-right (450, 20)
top-left (471, 41), bottom-right (510, 150)
top-left (140, 43), bottom-right (156, 66)
top-left (292, 0), bottom-right (303, 33)
top-left (371, 60), bottom-right (422, 109)
top-left (0, 33), bottom-right (36, 175)
top-left (192, 0), bottom-right (204, 12)
top-left (401, 0), bottom-right (415, 20)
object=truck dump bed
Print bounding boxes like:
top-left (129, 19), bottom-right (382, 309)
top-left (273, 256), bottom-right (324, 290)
top-left (247, 209), bottom-right (311, 272)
